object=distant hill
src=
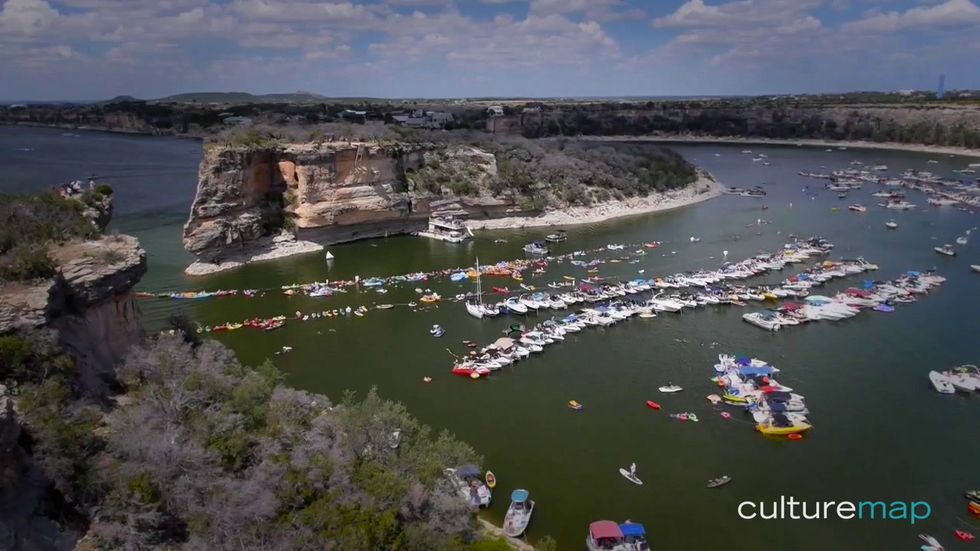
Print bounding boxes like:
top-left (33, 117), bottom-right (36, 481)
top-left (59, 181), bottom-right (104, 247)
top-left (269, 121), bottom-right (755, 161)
top-left (102, 95), bottom-right (143, 104)
top-left (151, 91), bottom-right (329, 104)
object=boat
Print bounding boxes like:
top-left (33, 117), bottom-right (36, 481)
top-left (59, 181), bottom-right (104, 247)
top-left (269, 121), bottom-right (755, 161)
top-left (485, 471), bottom-right (496, 489)
top-left (420, 292), bottom-right (441, 303)
top-left (929, 371), bottom-right (956, 394)
top-left (545, 229), bottom-right (567, 243)
top-left (955, 530), bottom-right (975, 542)
top-left (756, 416), bottom-right (812, 435)
top-left (494, 239), bottom-right (508, 244)
top-left (934, 244), bottom-right (956, 257)
top-left (742, 311), bottom-right (781, 331)
top-left (523, 241), bottom-right (549, 255)
top-left (444, 465), bottom-right (492, 507)
top-left (973, 265), bottom-right (980, 273)
top-left (971, 501), bottom-right (980, 518)
top-left (586, 521), bottom-right (625, 551)
top-left (966, 490), bottom-right (980, 502)
top-left (503, 489), bottom-right (534, 537)
top-left (885, 220), bottom-right (898, 229)
top-left (658, 384), bottom-right (683, 393)
top-left (919, 534), bottom-right (945, 551)
top-left (465, 258), bottom-right (497, 319)
top-left (955, 236), bottom-right (968, 245)
top-left (645, 400), bottom-right (661, 410)
top-left (430, 324), bottom-right (446, 338)
top-left (418, 215), bottom-right (472, 243)
top-left (324, 251), bottom-right (334, 260)
top-left (707, 475), bottom-right (732, 488)
top-left (847, 204), bottom-right (866, 213)
top-left (568, 400), bottom-right (584, 411)
top-left (619, 464), bottom-right (643, 485)
top-left (620, 523), bottom-right (650, 551)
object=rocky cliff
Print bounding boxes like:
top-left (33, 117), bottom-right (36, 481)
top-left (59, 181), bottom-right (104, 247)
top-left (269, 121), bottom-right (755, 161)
top-left (0, 235), bottom-right (146, 395)
top-left (183, 141), bottom-right (511, 262)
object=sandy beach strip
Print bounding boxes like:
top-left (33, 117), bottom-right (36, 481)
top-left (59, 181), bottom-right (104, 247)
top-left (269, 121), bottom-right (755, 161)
top-left (467, 174), bottom-right (724, 231)
top-left (573, 134), bottom-right (980, 159)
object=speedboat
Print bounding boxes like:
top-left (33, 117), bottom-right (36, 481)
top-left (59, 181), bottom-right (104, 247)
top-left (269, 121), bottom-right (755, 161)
top-left (755, 413), bottom-right (812, 435)
top-left (658, 384), bottom-right (683, 393)
top-left (928, 371), bottom-right (955, 394)
top-left (707, 475), bottom-right (732, 488)
top-left (885, 220), bottom-right (898, 229)
top-left (503, 489), bottom-right (534, 537)
top-left (847, 204), bottom-right (866, 213)
top-left (523, 241), bottom-right (549, 255)
top-left (742, 311), bottom-right (781, 331)
top-left (955, 235), bottom-right (968, 245)
top-left (505, 297), bottom-right (528, 314)
top-left (934, 244), bottom-right (956, 257)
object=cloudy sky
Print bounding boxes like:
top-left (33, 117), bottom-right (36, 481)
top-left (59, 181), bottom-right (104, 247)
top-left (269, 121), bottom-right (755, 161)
top-left (2, 0), bottom-right (979, 100)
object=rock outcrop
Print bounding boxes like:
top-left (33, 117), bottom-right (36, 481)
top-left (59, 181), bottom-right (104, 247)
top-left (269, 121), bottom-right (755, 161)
top-left (183, 141), bottom-right (511, 263)
top-left (0, 235), bottom-right (146, 396)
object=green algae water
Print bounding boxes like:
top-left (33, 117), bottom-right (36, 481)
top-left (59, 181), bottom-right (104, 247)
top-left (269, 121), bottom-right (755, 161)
top-left (3, 126), bottom-right (978, 550)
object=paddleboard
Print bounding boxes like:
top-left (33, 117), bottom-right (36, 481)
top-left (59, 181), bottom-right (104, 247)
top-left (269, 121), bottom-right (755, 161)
top-left (619, 468), bottom-right (643, 485)
top-left (659, 385), bottom-right (683, 393)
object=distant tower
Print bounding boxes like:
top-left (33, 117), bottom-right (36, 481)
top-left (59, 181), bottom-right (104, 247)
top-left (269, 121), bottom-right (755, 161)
top-left (937, 74), bottom-right (946, 99)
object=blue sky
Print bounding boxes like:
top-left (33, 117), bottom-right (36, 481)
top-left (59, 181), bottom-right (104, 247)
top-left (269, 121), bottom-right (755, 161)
top-left (1, 0), bottom-right (979, 100)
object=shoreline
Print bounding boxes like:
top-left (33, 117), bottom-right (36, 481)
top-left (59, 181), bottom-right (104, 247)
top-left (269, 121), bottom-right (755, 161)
top-left (184, 234), bottom-right (323, 276)
top-left (467, 173), bottom-right (723, 231)
top-left (477, 518), bottom-right (535, 551)
top-left (575, 134), bottom-right (980, 159)
top-left (184, 175), bottom-right (722, 276)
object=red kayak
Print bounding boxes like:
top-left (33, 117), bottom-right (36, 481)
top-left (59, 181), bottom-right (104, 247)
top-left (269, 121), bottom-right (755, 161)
top-left (956, 530), bottom-right (975, 542)
top-left (645, 400), bottom-right (661, 410)
top-left (492, 287), bottom-right (509, 294)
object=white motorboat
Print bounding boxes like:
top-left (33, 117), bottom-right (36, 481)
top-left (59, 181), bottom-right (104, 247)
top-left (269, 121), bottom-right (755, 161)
top-left (505, 297), bottom-right (528, 314)
top-left (955, 236), bottom-right (968, 245)
top-left (928, 371), bottom-right (956, 394)
top-left (972, 265), bottom-right (980, 273)
top-left (847, 204), bottom-right (866, 213)
top-left (658, 384), bottom-right (683, 393)
top-left (885, 220), bottom-right (898, 229)
top-left (742, 312), bottom-right (781, 331)
top-left (934, 244), bottom-right (956, 257)
top-left (503, 489), bottom-right (534, 537)
top-left (523, 241), bottom-right (549, 255)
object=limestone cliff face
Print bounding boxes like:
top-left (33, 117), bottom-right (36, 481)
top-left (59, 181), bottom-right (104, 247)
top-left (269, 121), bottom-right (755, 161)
top-left (183, 142), bottom-right (510, 260)
top-left (0, 235), bottom-right (146, 396)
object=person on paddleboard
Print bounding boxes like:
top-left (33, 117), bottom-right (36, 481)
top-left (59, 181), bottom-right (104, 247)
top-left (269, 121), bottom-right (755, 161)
top-left (629, 463), bottom-right (636, 476)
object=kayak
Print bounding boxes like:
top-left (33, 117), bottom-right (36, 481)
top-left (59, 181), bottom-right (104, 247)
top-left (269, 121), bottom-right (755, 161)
top-left (568, 400), bottom-right (584, 411)
top-left (707, 475), bottom-right (732, 488)
top-left (645, 400), bottom-right (661, 410)
top-left (485, 471), bottom-right (497, 489)
top-left (720, 412), bottom-right (732, 420)
top-left (619, 468), bottom-right (643, 485)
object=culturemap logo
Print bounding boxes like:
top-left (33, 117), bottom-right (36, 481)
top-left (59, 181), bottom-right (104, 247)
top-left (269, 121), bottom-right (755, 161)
top-left (738, 496), bottom-right (932, 525)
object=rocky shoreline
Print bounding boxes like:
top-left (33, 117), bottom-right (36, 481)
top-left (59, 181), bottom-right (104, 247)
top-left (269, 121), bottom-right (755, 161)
top-left (184, 232), bottom-right (323, 276)
top-left (467, 173), bottom-right (722, 230)
top-left (579, 134), bottom-right (980, 159)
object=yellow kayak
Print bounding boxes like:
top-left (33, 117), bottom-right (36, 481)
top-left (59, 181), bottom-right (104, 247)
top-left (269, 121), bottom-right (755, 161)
top-left (756, 422), bottom-right (812, 435)
top-left (763, 292), bottom-right (777, 300)
top-left (722, 394), bottom-right (748, 404)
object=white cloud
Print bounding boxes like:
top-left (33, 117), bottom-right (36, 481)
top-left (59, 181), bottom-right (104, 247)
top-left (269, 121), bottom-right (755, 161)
top-left (843, 0), bottom-right (980, 32)
top-left (0, 0), bottom-right (60, 36)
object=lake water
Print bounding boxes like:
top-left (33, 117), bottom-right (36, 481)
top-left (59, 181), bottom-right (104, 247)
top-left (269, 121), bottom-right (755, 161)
top-left (3, 125), bottom-right (978, 550)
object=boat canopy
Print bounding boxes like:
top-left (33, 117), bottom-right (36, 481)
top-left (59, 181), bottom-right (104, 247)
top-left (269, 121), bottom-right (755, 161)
top-left (619, 523), bottom-right (646, 537)
top-left (738, 366), bottom-right (775, 377)
top-left (511, 489), bottom-right (529, 502)
top-left (589, 521), bottom-right (623, 540)
top-left (493, 337), bottom-right (515, 350)
top-left (455, 464), bottom-right (482, 478)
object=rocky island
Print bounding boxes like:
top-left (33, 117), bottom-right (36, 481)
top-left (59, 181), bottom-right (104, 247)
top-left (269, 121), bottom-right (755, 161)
top-left (182, 131), bottom-right (714, 274)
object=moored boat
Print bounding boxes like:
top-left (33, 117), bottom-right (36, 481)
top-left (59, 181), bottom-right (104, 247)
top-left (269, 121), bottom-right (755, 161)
top-left (707, 475), bottom-right (732, 488)
top-left (444, 465), bottom-right (492, 507)
top-left (503, 489), bottom-right (534, 537)
top-left (885, 220), bottom-right (898, 229)
top-left (928, 371), bottom-right (955, 394)
top-left (586, 521), bottom-right (624, 551)
top-left (934, 244), bottom-right (956, 257)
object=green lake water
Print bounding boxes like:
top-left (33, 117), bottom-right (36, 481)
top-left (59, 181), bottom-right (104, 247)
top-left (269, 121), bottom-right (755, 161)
top-left (3, 126), bottom-right (978, 550)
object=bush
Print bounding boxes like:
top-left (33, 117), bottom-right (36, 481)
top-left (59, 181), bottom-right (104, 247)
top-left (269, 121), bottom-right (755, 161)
top-left (0, 191), bottom-right (98, 255)
top-left (0, 242), bottom-right (56, 282)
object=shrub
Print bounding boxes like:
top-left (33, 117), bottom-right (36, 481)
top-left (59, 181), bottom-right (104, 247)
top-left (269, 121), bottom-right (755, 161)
top-left (0, 243), bottom-right (56, 282)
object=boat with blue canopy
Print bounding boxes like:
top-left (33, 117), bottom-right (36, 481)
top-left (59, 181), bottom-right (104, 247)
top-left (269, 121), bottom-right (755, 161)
top-left (620, 522), bottom-right (650, 551)
top-left (503, 489), bottom-right (534, 537)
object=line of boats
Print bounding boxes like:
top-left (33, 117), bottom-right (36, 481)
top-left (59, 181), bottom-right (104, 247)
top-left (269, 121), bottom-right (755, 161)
top-left (741, 270), bottom-right (945, 331)
top-left (800, 163), bottom-right (980, 210)
top-left (711, 354), bottom-right (812, 436)
top-left (465, 238), bottom-right (843, 320)
top-left (928, 365), bottom-right (980, 394)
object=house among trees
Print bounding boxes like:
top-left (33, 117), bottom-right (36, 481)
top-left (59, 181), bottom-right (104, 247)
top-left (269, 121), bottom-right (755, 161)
top-left (487, 105), bottom-right (505, 117)
top-left (339, 109), bottom-right (367, 123)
